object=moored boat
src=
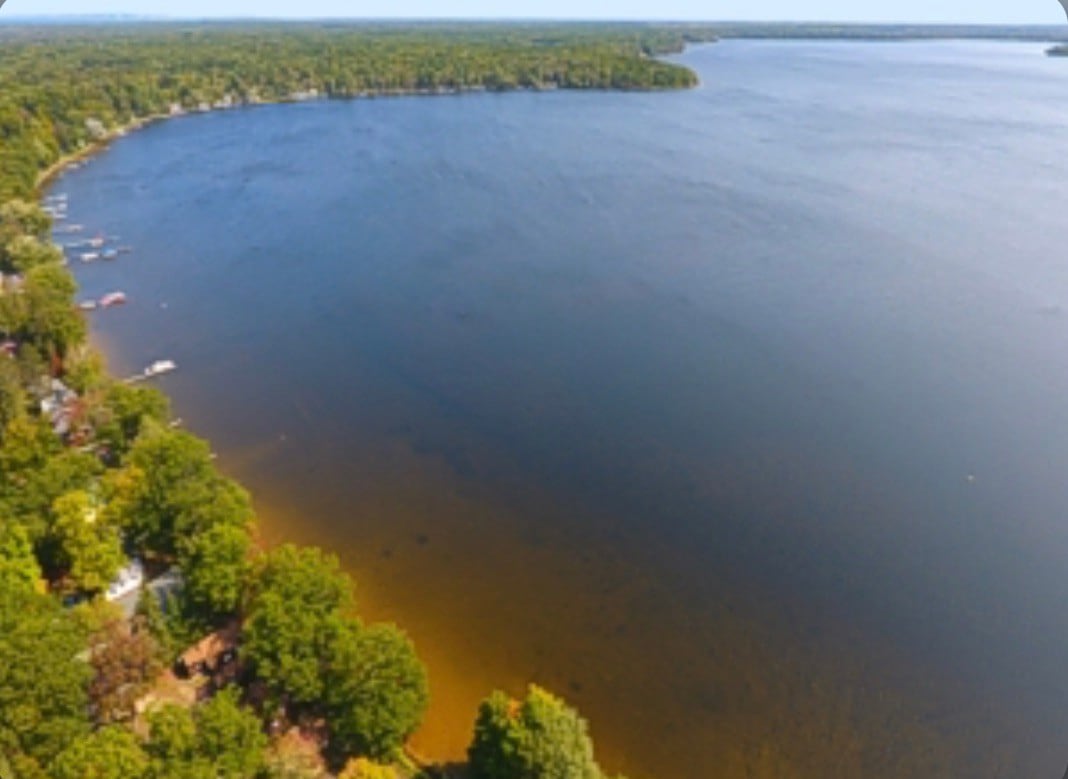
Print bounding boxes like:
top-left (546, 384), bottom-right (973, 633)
top-left (144, 359), bottom-right (177, 377)
top-left (99, 291), bottom-right (127, 308)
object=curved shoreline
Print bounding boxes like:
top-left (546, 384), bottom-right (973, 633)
top-left (34, 44), bottom-right (705, 778)
top-left (34, 56), bottom-right (703, 199)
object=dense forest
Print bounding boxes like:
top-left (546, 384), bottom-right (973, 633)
top-left (0, 22), bottom-right (725, 779)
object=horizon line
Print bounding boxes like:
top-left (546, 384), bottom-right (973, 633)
top-left (1, 15), bottom-right (1065, 25)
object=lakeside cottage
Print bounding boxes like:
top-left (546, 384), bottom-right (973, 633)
top-left (175, 622), bottom-right (241, 689)
top-left (39, 378), bottom-right (78, 436)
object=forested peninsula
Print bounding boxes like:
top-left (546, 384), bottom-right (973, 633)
top-left (0, 22), bottom-right (721, 779)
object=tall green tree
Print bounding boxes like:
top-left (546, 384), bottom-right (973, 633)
top-left (108, 425), bottom-right (250, 555)
top-left (146, 690), bottom-right (266, 779)
top-left (242, 544), bottom-right (354, 705)
top-left (5, 236), bottom-right (64, 274)
top-left (468, 686), bottom-right (603, 779)
top-left (0, 585), bottom-right (90, 766)
top-left (178, 521), bottom-right (251, 622)
top-left (21, 263), bottom-right (85, 363)
top-left (0, 417), bottom-right (100, 549)
top-left (52, 490), bottom-right (125, 593)
top-left (195, 688), bottom-right (268, 779)
top-left (50, 725), bottom-right (149, 779)
top-left (0, 521), bottom-right (40, 594)
top-left (92, 382), bottom-right (170, 454)
top-left (0, 200), bottom-right (52, 243)
top-left (324, 623), bottom-right (428, 762)
top-left (0, 359), bottom-right (26, 436)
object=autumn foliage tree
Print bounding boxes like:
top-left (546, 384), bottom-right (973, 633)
top-left (88, 616), bottom-right (162, 725)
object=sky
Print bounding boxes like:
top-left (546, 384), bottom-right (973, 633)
top-left (1, 0), bottom-right (1065, 24)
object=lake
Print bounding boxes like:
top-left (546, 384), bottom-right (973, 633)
top-left (55, 39), bottom-right (1068, 778)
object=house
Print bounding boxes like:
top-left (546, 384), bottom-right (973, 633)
top-left (105, 558), bottom-right (145, 604)
top-left (110, 565), bottom-right (184, 621)
top-left (39, 378), bottom-right (79, 436)
top-left (175, 622), bottom-right (241, 683)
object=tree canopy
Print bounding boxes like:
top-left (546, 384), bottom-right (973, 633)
top-left (469, 686), bottom-right (613, 779)
top-left (242, 545), bottom-right (354, 705)
top-left (324, 623), bottom-right (429, 761)
top-left (50, 725), bottom-right (150, 779)
top-left (0, 585), bottom-right (90, 767)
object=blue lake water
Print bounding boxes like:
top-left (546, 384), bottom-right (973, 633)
top-left (56, 40), bottom-right (1068, 778)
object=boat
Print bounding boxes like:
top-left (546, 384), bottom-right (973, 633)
top-left (86, 237), bottom-right (105, 249)
top-left (80, 252), bottom-right (100, 262)
top-left (144, 360), bottom-right (177, 377)
top-left (101, 249), bottom-right (119, 260)
top-left (78, 300), bottom-right (98, 311)
top-left (99, 291), bottom-right (127, 308)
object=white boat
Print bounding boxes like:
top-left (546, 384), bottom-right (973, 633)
top-left (78, 300), bottom-right (98, 311)
top-left (80, 252), bottom-right (99, 262)
top-left (144, 360), bottom-right (177, 377)
top-left (99, 291), bottom-right (127, 308)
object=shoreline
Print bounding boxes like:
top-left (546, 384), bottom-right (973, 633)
top-left (33, 68), bottom-right (703, 199)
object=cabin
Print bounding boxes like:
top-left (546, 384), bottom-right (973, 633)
top-left (175, 622), bottom-right (241, 684)
top-left (107, 565), bottom-right (183, 621)
top-left (105, 558), bottom-right (145, 603)
top-left (39, 378), bottom-right (78, 436)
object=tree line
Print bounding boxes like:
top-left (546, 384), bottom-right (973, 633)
top-left (0, 22), bottom-right (708, 779)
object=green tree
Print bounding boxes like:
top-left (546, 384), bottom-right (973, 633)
top-left (146, 705), bottom-right (207, 779)
top-left (109, 425), bottom-right (250, 555)
top-left (63, 348), bottom-right (107, 395)
top-left (0, 585), bottom-right (90, 765)
top-left (50, 725), bottom-right (149, 779)
top-left (0, 441), bottom-right (100, 545)
top-left (146, 691), bottom-right (265, 779)
top-left (468, 686), bottom-right (602, 779)
top-left (92, 382), bottom-right (170, 454)
top-left (136, 586), bottom-right (178, 662)
top-left (178, 521), bottom-right (251, 621)
top-left (0, 521), bottom-right (41, 594)
top-left (195, 687), bottom-right (268, 779)
top-left (242, 545), bottom-right (354, 705)
top-left (0, 200), bottom-right (50, 240)
top-left (0, 359), bottom-right (26, 436)
top-left (21, 263), bottom-right (85, 363)
top-left (325, 623), bottom-right (428, 762)
top-left (5, 236), bottom-right (64, 273)
top-left (52, 490), bottom-right (125, 593)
